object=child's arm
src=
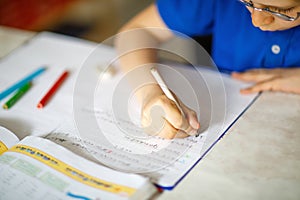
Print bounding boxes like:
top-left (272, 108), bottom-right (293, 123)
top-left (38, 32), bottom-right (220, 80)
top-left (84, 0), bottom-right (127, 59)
top-left (115, 3), bottom-right (200, 139)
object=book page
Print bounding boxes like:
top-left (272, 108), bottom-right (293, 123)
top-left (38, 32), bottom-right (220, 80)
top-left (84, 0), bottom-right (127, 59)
top-left (0, 126), bottom-right (19, 154)
top-left (0, 136), bottom-right (156, 200)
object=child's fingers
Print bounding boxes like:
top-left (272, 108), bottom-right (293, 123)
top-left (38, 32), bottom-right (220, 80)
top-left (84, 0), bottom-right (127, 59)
top-left (239, 78), bottom-right (280, 94)
top-left (158, 120), bottom-right (189, 139)
top-left (142, 94), bottom-right (198, 138)
top-left (231, 69), bottom-right (279, 82)
top-left (181, 103), bottom-right (200, 130)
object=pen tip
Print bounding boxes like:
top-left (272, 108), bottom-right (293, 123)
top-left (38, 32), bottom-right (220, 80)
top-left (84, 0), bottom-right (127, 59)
top-left (2, 104), bottom-right (8, 110)
top-left (37, 103), bottom-right (44, 109)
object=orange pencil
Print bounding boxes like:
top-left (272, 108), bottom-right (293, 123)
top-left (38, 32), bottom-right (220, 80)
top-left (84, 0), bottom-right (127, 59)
top-left (37, 70), bottom-right (69, 109)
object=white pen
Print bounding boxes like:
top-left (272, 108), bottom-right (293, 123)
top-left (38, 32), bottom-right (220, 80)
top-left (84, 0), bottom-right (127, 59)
top-left (150, 67), bottom-right (184, 115)
top-left (150, 67), bottom-right (198, 137)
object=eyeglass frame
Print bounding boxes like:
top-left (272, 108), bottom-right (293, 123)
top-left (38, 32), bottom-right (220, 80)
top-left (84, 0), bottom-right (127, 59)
top-left (238, 0), bottom-right (300, 21)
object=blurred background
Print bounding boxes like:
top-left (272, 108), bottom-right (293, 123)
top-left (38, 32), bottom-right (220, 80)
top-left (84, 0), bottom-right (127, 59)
top-left (0, 0), bottom-right (212, 65)
top-left (0, 0), bottom-right (154, 42)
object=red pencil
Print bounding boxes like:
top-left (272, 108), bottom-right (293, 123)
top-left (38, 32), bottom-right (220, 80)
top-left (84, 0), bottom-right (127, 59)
top-left (37, 70), bottom-right (69, 109)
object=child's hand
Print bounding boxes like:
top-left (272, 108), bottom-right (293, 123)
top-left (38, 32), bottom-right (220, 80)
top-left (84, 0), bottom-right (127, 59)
top-left (138, 84), bottom-right (200, 139)
top-left (231, 68), bottom-right (300, 95)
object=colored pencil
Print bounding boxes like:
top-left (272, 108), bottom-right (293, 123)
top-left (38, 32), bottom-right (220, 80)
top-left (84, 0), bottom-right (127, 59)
top-left (3, 82), bottom-right (32, 109)
top-left (37, 70), bottom-right (69, 109)
top-left (0, 67), bottom-right (46, 101)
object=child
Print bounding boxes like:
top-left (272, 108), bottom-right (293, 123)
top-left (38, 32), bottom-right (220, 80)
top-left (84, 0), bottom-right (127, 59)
top-left (115, 0), bottom-right (300, 139)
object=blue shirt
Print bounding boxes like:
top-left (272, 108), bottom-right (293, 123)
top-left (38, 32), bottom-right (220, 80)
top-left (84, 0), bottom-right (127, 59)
top-left (156, 0), bottom-right (300, 72)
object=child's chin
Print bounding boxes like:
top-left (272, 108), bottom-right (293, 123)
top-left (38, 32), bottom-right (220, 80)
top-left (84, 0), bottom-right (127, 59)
top-left (259, 26), bottom-right (277, 31)
top-left (259, 26), bottom-right (291, 32)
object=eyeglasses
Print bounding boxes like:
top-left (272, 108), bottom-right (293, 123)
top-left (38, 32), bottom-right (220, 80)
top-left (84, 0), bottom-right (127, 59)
top-left (238, 0), bottom-right (300, 21)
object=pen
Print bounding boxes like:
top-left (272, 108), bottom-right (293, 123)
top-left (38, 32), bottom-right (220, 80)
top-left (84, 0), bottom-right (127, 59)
top-left (150, 67), bottom-right (199, 137)
top-left (37, 70), bottom-right (69, 109)
top-left (150, 67), bottom-right (200, 137)
top-left (3, 82), bottom-right (32, 110)
top-left (0, 66), bottom-right (46, 101)
top-left (150, 67), bottom-right (185, 114)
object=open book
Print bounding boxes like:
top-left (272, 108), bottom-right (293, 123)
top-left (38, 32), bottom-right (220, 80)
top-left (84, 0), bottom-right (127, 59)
top-left (0, 126), bottom-right (157, 199)
top-left (0, 32), bottom-right (258, 196)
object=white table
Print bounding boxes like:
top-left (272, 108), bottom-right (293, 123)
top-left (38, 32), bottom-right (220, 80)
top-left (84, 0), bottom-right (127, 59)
top-left (159, 92), bottom-right (300, 200)
top-left (1, 25), bottom-right (299, 200)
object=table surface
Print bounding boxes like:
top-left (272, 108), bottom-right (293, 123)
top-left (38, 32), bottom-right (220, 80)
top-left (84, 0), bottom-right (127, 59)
top-left (1, 25), bottom-right (299, 200)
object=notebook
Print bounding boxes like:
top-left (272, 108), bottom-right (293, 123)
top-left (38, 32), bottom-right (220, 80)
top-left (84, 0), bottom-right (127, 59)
top-left (0, 32), bottom-right (258, 196)
top-left (0, 126), bottom-right (157, 199)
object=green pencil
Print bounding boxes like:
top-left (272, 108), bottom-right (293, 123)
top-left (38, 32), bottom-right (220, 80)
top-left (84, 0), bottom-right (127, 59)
top-left (3, 82), bottom-right (32, 109)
